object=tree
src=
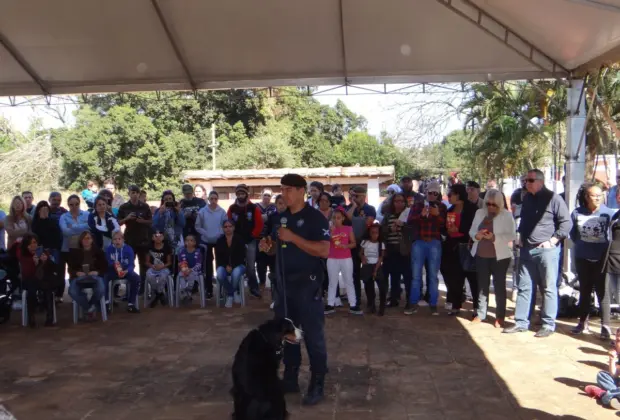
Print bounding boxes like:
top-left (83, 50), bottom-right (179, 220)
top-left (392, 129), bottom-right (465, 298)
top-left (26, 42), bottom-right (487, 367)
top-left (218, 120), bottom-right (300, 169)
top-left (0, 120), bottom-right (59, 195)
top-left (52, 105), bottom-right (210, 191)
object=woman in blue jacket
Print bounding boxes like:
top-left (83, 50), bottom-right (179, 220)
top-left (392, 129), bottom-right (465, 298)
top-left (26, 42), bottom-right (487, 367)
top-left (152, 190), bottom-right (185, 251)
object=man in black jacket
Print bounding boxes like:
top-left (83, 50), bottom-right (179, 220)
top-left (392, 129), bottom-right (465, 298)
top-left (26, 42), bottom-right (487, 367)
top-left (503, 169), bottom-right (572, 338)
top-left (227, 184), bottom-right (263, 298)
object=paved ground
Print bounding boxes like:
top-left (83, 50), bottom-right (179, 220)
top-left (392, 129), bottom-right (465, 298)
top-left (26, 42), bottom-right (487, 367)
top-left (0, 288), bottom-right (617, 420)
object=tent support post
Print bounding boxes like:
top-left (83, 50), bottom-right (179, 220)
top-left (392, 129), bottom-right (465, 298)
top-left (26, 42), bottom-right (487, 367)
top-left (564, 79), bottom-right (586, 275)
top-left (338, 0), bottom-right (349, 83)
top-left (434, 0), bottom-right (570, 77)
top-left (151, 0), bottom-right (197, 91)
top-left (0, 31), bottom-right (48, 95)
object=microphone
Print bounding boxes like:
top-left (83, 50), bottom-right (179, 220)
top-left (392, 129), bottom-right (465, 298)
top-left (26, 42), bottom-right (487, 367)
top-left (280, 217), bottom-right (288, 248)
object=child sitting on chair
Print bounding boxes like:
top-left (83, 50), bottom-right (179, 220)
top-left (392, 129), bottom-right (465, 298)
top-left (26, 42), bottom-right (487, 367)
top-left (586, 328), bottom-right (620, 409)
top-left (146, 230), bottom-right (172, 308)
top-left (105, 230), bottom-right (140, 313)
top-left (177, 234), bottom-right (202, 304)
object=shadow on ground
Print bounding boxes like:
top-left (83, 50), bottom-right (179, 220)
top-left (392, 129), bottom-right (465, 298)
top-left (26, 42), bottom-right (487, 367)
top-left (0, 289), bottom-right (614, 419)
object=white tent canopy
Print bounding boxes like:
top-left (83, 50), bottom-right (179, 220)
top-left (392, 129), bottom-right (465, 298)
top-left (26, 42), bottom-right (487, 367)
top-left (1, 0), bottom-right (619, 96)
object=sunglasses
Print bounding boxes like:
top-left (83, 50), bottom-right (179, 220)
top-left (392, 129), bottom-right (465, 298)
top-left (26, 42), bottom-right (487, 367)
top-left (526, 178), bottom-right (538, 183)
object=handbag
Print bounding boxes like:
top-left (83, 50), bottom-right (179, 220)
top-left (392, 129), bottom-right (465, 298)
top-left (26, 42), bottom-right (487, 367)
top-left (458, 242), bottom-right (476, 272)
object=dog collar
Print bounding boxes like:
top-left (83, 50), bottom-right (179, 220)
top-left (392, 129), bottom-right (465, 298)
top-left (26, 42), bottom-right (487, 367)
top-left (255, 328), bottom-right (284, 356)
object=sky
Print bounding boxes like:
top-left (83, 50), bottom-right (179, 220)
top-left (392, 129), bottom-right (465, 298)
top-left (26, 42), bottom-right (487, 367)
top-left (0, 85), bottom-right (465, 144)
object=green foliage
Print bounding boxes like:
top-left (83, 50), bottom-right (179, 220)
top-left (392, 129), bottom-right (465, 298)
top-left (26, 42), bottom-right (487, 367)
top-left (218, 120), bottom-right (301, 169)
top-left (51, 87), bottom-right (412, 191)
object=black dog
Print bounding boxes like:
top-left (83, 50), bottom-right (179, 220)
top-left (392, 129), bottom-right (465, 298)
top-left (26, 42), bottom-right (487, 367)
top-left (231, 318), bottom-right (303, 420)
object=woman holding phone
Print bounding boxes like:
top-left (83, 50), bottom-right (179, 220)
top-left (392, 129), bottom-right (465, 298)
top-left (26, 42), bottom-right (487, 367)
top-left (469, 189), bottom-right (516, 327)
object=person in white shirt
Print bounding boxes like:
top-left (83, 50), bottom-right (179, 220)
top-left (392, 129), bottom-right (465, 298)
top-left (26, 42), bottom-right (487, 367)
top-left (360, 224), bottom-right (387, 316)
top-left (307, 181), bottom-right (324, 209)
top-left (469, 189), bottom-right (516, 328)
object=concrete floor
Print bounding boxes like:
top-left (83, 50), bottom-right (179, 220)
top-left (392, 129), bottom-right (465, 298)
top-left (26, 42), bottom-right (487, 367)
top-left (0, 289), bottom-right (616, 420)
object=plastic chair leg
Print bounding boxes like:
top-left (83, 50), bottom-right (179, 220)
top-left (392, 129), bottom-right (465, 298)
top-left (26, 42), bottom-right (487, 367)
top-left (72, 301), bottom-right (79, 324)
top-left (21, 289), bottom-right (27, 327)
top-left (199, 275), bottom-right (206, 308)
top-left (100, 297), bottom-right (108, 321)
top-left (52, 292), bottom-right (57, 324)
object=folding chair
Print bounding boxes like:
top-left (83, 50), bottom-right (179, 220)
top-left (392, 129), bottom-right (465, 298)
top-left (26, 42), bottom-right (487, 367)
top-left (22, 290), bottom-right (57, 327)
top-left (143, 275), bottom-right (175, 308)
top-left (108, 278), bottom-right (140, 313)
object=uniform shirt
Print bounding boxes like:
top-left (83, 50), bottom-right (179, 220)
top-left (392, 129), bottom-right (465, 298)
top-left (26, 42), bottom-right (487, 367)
top-left (270, 204), bottom-right (330, 275)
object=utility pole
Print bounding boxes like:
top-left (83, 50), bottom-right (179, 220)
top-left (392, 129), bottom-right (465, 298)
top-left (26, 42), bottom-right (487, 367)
top-left (211, 123), bottom-right (217, 170)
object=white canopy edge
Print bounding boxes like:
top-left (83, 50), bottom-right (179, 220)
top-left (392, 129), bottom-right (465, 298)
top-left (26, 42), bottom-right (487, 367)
top-left (0, 0), bottom-right (619, 96)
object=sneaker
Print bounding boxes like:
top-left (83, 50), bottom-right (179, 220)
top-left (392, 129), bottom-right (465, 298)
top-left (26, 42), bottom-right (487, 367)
top-left (225, 297), bottom-right (233, 308)
top-left (430, 306), bottom-right (439, 316)
top-left (233, 292), bottom-right (242, 304)
top-left (601, 326), bottom-right (612, 341)
top-left (55, 297), bottom-right (64, 304)
top-left (349, 305), bottom-right (363, 315)
top-left (418, 300), bottom-right (429, 307)
top-left (404, 304), bottom-right (418, 315)
top-left (159, 293), bottom-right (167, 306)
top-left (448, 309), bottom-right (460, 316)
top-left (388, 300), bottom-right (399, 308)
top-left (571, 323), bottom-right (590, 335)
top-left (324, 305), bottom-right (336, 315)
top-left (444, 302), bottom-right (453, 311)
top-left (270, 302), bottom-right (275, 310)
top-left (206, 291), bottom-right (213, 300)
top-left (334, 297), bottom-right (343, 307)
top-left (341, 294), bottom-right (348, 302)
top-left (250, 289), bottom-right (262, 299)
top-left (127, 304), bottom-right (140, 314)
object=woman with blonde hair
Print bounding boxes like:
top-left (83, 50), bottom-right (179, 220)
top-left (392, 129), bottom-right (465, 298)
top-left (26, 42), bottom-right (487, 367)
top-left (469, 189), bottom-right (516, 327)
top-left (6, 195), bottom-right (32, 249)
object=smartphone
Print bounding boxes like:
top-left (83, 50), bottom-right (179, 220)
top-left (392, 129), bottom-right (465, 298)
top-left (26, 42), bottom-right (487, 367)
top-left (165, 201), bottom-right (175, 208)
top-left (35, 247), bottom-right (44, 257)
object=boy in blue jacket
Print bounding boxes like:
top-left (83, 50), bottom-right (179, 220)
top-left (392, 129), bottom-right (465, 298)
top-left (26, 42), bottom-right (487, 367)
top-left (105, 231), bottom-right (140, 313)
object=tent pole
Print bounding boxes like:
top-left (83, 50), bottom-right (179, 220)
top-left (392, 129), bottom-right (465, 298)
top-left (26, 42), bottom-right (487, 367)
top-left (564, 79), bottom-right (587, 275)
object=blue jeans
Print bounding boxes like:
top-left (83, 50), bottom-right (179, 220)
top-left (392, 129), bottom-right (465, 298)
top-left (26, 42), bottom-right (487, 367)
top-left (216, 265), bottom-right (245, 296)
top-left (598, 371), bottom-right (620, 405)
top-left (410, 239), bottom-right (442, 306)
top-left (104, 272), bottom-right (140, 305)
top-left (514, 246), bottom-right (560, 331)
top-left (245, 240), bottom-right (259, 291)
top-left (69, 276), bottom-right (106, 312)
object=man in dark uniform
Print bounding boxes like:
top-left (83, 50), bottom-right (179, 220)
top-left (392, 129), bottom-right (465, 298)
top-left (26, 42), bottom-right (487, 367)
top-left (259, 174), bottom-right (330, 406)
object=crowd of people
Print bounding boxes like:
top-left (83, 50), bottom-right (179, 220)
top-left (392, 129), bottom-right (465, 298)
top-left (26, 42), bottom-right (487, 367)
top-left (5, 169), bottom-right (620, 407)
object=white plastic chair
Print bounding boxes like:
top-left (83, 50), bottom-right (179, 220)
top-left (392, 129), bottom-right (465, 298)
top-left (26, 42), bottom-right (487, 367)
top-left (22, 290), bottom-right (57, 327)
top-left (107, 278), bottom-right (140, 313)
top-left (175, 274), bottom-right (205, 308)
top-left (143, 275), bottom-right (175, 308)
top-left (72, 290), bottom-right (108, 324)
top-left (215, 274), bottom-right (247, 308)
